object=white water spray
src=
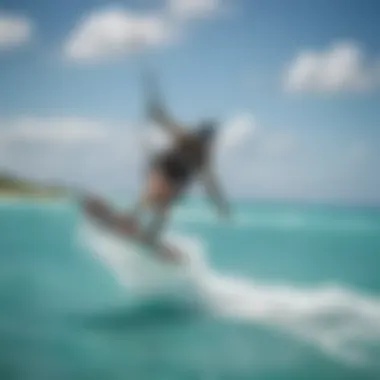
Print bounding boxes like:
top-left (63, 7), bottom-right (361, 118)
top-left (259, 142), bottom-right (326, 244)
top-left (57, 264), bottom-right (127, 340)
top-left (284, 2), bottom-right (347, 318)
top-left (80, 217), bottom-right (380, 367)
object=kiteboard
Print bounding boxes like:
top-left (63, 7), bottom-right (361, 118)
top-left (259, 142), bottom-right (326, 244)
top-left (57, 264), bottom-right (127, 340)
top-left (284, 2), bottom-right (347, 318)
top-left (81, 196), bottom-right (183, 264)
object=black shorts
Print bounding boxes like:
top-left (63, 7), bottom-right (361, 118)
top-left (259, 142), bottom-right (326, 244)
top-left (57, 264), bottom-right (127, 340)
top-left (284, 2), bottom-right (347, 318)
top-left (152, 151), bottom-right (193, 186)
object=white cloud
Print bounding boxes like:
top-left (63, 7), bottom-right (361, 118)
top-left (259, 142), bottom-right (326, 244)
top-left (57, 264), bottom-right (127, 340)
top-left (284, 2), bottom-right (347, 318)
top-left (4, 117), bottom-right (108, 143)
top-left (64, 8), bottom-right (173, 62)
top-left (215, 114), bottom-right (299, 178)
top-left (0, 13), bottom-right (33, 50)
top-left (0, 117), bottom-right (144, 191)
top-left (64, 0), bottom-right (226, 62)
top-left (143, 125), bottom-right (173, 152)
top-left (284, 41), bottom-right (380, 93)
top-left (0, 113), bottom-right (256, 193)
top-left (167, 0), bottom-right (223, 20)
top-left (217, 113), bottom-right (256, 153)
top-left (208, 114), bottom-right (380, 202)
top-left (1, 115), bottom-right (378, 202)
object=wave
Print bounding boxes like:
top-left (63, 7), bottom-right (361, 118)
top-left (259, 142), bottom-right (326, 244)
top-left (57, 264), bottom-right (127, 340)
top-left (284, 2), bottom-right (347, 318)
top-left (172, 207), bottom-right (380, 233)
top-left (2, 200), bottom-right (379, 233)
top-left (79, 220), bottom-right (208, 302)
top-left (79, 218), bottom-right (380, 368)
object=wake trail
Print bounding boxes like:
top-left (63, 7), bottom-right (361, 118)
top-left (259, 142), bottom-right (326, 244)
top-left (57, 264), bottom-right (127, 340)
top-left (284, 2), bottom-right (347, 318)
top-left (79, 217), bottom-right (380, 368)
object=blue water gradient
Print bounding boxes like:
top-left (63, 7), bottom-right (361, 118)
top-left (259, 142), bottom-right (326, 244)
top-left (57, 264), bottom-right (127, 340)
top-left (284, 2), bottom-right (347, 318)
top-left (0, 199), bottom-right (379, 379)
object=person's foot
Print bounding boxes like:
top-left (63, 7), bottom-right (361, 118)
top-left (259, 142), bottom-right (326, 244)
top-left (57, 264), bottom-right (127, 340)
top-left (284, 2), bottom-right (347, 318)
top-left (117, 215), bottom-right (139, 235)
top-left (154, 240), bottom-right (185, 264)
top-left (85, 197), bottom-right (110, 220)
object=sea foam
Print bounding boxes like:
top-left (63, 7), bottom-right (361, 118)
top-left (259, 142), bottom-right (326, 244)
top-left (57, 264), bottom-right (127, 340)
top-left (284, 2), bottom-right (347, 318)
top-left (80, 217), bottom-right (380, 368)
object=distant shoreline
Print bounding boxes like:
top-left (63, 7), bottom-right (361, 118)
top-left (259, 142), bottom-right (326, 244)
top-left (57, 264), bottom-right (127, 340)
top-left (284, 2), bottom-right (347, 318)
top-left (0, 194), bottom-right (71, 207)
top-left (0, 190), bottom-right (67, 198)
top-left (0, 172), bottom-right (68, 200)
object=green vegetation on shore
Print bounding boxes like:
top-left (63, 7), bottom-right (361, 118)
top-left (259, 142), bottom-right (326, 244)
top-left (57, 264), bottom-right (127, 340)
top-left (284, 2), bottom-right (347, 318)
top-left (0, 172), bottom-right (67, 198)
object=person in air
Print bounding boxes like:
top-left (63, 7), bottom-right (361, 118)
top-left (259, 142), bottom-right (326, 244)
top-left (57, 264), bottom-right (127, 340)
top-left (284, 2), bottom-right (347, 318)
top-left (83, 72), bottom-right (230, 261)
top-left (131, 73), bottom-right (231, 247)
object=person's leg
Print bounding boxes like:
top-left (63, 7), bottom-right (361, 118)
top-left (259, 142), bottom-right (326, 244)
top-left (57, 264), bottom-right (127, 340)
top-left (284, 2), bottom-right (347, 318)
top-left (142, 181), bottom-right (184, 245)
top-left (129, 169), bottom-right (159, 220)
top-left (129, 169), bottom-right (172, 235)
top-left (142, 204), bottom-right (169, 245)
top-left (130, 192), bottom-right (149, 220)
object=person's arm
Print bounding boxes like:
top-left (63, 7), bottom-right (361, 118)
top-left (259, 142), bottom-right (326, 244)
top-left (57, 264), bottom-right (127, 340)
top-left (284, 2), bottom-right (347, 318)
top-left (143, 70), bottom-right (185, 139)
top-left (148, 101), bottom-right (185, 139)
top-left (200, 164), bottom-right (230, 219)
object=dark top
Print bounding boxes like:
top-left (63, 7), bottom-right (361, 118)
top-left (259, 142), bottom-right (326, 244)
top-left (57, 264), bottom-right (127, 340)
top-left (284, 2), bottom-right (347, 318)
top-left (153, 134), bottom-right (209, 185)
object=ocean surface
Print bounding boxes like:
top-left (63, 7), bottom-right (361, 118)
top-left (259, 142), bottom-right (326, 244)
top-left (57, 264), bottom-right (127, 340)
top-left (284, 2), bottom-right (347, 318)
top-left (0, 198), bottom-right (380, 380)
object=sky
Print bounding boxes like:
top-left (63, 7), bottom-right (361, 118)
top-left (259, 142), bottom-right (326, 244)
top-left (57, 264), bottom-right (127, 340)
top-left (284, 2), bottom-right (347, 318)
top-left (0, 0), bottom-right (379, 203)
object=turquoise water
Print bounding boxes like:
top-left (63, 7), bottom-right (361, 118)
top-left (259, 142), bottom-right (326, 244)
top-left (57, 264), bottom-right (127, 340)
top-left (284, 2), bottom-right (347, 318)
top-left (1, 199), bottom-right (380, 379)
